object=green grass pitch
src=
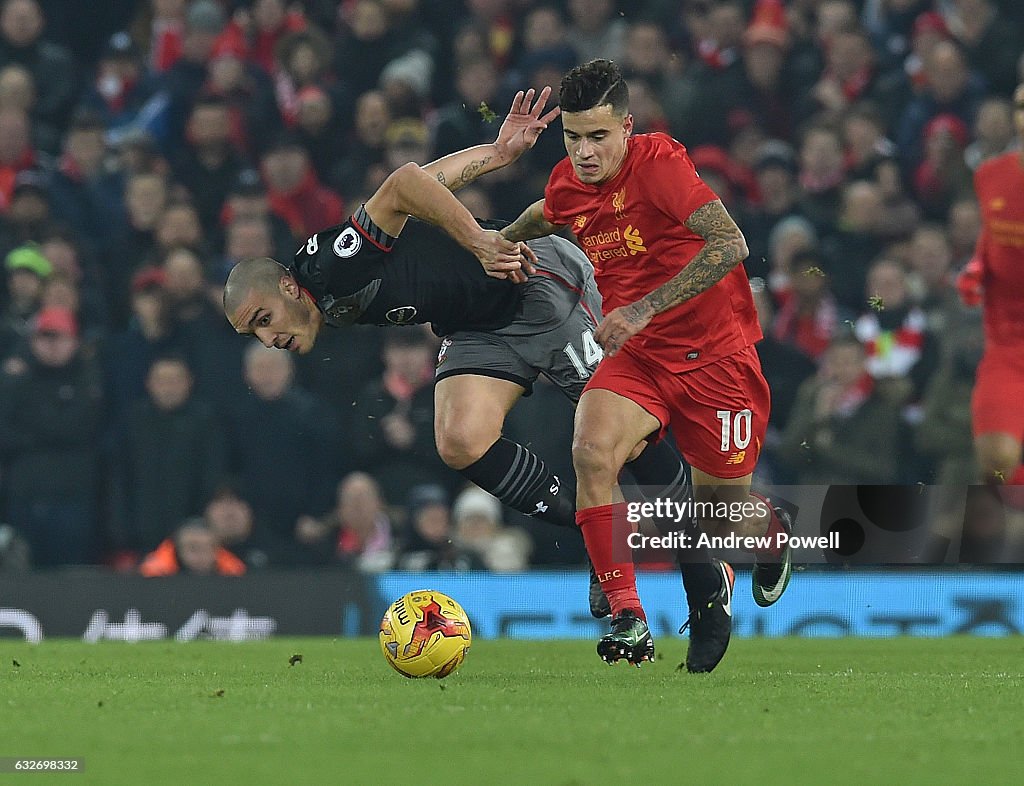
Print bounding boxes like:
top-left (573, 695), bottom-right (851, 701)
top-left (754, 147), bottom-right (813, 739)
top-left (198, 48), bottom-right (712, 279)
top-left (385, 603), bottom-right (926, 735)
top-left (2, 637), bottom-right (1022, 785)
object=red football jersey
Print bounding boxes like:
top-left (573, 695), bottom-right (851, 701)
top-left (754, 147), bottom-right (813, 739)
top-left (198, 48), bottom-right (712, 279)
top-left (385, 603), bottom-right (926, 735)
top-left (544, 133), bottom-right (761, 372)
top-left (974, 152), bottom-right (1024, 348)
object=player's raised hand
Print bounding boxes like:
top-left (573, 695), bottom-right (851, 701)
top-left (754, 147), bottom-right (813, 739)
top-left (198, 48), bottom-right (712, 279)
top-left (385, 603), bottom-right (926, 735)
top-left (594, 301), bottom-right (654, 357)
top-left (494, 87), bottom-right (561, 164)
top-left (471, 229), bottom-right (535, 284)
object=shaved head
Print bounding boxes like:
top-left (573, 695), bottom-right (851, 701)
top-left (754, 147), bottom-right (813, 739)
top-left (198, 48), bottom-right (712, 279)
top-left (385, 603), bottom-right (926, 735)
top-left (223, 256), bottom-right (324, 354)
top-left (223, 256), bottom-right (289, 315)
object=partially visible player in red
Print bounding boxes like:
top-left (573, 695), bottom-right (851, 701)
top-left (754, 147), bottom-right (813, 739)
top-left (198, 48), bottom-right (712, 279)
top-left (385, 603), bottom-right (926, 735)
top-left (957, 81), bottom-right (1024, 498)
top-left (502, 60), bottom-right (793, 664)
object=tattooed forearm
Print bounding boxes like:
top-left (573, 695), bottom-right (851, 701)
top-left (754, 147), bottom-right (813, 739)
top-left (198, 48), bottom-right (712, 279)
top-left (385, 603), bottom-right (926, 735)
top-left (435, 155), bottom-right (494, 192)
top-left (502, 199), bottom-right (557, 242)
top-left (639, 200), bottom-right (748, 317)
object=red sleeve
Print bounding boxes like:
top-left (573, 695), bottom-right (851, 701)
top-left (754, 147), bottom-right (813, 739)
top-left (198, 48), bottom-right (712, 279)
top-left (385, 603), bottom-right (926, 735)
top-left (542, 161), bottom-right (575, 226)
top-left (643, 146), bottom-right (719, 224)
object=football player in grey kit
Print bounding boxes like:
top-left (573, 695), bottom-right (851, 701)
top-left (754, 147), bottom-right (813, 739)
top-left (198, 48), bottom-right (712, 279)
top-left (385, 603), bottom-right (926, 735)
top-left (224, 89), bottom-right (732, 672)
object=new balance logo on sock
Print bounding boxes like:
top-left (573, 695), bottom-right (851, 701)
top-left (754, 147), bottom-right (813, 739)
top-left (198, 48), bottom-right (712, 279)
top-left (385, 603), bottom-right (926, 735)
top-left (597, 569), bottom-right (623, 583)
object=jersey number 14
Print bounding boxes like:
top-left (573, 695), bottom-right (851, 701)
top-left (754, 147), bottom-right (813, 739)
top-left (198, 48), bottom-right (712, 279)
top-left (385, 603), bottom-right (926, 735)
top-left (564, 330), bottom-right (604, 379)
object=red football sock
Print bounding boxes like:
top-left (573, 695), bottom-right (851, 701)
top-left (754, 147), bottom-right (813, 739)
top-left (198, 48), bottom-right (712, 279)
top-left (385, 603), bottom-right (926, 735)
top-left (748, 491), bottom-right (786, 558)
top-left (577, 503), bottom-right (644, 620)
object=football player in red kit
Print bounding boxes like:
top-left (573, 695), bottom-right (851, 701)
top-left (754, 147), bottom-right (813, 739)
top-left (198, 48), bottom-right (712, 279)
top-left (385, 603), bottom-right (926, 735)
top-left (502, 60), bottom-right (793, 664)
top-left (957, 82), bottom-right (1024, 494)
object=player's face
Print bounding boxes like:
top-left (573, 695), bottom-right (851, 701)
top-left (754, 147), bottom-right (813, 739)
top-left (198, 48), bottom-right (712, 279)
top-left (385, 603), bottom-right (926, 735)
top-left (228, 278), bottom-right (322, 355)
top-left (561, 105), bottom-right (633, 184)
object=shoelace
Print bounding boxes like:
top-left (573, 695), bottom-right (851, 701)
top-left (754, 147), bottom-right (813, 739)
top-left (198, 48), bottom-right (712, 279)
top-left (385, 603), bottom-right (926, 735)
top-left (678, 601), bottom-right (711, 635)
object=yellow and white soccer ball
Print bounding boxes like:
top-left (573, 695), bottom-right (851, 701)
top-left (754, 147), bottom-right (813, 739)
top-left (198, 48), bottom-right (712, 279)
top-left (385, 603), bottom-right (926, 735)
top-left (379, 590), bottom-right (472, 678)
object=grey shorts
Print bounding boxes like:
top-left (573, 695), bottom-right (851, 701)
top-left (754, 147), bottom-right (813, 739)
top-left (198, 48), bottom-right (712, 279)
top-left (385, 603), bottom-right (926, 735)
top-left (434, 234), bottom-right (603, 404)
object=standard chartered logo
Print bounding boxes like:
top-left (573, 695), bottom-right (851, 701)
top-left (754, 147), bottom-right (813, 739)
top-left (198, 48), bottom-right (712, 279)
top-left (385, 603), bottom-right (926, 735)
top-left (624, 225), bottom-right (647, 254)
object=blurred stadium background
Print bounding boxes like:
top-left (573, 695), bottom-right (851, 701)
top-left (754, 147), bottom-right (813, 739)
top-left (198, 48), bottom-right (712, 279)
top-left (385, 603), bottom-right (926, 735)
top-left (0, 0), bottom-right (1023, 641)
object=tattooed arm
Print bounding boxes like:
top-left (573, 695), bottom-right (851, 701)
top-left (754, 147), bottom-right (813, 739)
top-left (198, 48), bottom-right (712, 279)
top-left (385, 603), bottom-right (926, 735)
top-left (501, 199), bottom-right (559, 242)
top-left (593, 199), bottom-right (749, 356)
top-left (423, 87), bottom-right (559, 192)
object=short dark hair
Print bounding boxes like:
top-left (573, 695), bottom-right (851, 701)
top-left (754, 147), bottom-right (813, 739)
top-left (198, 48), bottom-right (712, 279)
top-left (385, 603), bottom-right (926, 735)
top-left (559, 59), bottom-right (629, 115)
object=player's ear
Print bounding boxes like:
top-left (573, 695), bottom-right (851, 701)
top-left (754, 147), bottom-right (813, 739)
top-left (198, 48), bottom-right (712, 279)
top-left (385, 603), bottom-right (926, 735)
top-left (279, 273), bottom-right (300, 299)
top-left (623, 113), bottom-right (634, 138)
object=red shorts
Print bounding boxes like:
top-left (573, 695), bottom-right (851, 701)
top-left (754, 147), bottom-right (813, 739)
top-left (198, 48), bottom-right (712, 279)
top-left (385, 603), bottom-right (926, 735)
top-left (972, 347), bottom-right (1024, 438)
top-left (584, 344), bottom-right (770, 479)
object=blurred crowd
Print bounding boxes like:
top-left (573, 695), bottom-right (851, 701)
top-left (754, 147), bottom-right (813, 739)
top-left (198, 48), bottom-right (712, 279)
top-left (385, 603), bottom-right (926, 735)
top-left (0, 0), bottom-right (1020, 572)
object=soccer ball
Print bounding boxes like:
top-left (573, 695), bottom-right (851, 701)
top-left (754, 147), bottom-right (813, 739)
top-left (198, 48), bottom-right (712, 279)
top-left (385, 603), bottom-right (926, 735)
top-left (379, 590), bottom-right (472, 679)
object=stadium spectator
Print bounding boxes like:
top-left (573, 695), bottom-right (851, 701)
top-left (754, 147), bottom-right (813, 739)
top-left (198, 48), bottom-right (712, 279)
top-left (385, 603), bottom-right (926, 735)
top-left (137, 0), bottom-right (187, 74)
top-left (79, 31), bottom-right (153, 140)
top-left (204, 33), bottom-right (282, 161)
top-left (907, 223), bottom-right (960, 338)
top-left (48, 112), bottom-right (123, 256)
top-left (351, 328), bottom-right (457, 505)
top-left (101, 265), bottom-right (180, 427)
top-left (771, 248), bottom-right (846, 362)
top-left (396, 483), bottom-right (482, 571)
top-left (740, 140), bottom-right (801, 280)
top-left (227, 342), bottom-right (339, 545)
top-left (330, 88), bottom-right (391, 202)
top-left (779, 335), bottom-right (902, 484)
top-left (218, 168), bottom-right (294, 261)
top-left (0, 306), bottom-right (103, 566)
top-left (139, 517), bottom-right (245, 576)
top-left (964, 97), bottom-right (1017, 171)
top-left (156, 0), bottom-right (226, 156)
top-left (750, 281), bottom-right (816, 437)
top-left (0, 0), bottom-right (77, 142)
top-left (896, 39), bottom-right (985, 174)
top-left (109, 353), bottom-right (226, 560)
top-left (565, 0), bottom-right (626, 65)
top-left (855, 258), bottom-right (940, 409)
top-left (296, 471), bottom-right (394, 572)
top-left (0, 107), bottom-right (38, 212)
top-left (913, 113), bottom-right (973, 220)
top-left (915, 314), bottom-right (983, 487)
top-left (796, 123), bottom-right (847, 235)
top-left (259, 132), bottom-right (344, 240)
top-left (204, 481), bottom-right (292, 569)
top-left (433, 57), bottom-right (502, 157)
top-left (171, 96), bottom-right (247, 234)
top-left (820, 180), bottom-right (887, 312)
top-left (452, 486), bottom-right (531, 572)
top-left (0, 242), bottom-right (49, 364)
top-left (945, 0), bottom-right (1021, 98)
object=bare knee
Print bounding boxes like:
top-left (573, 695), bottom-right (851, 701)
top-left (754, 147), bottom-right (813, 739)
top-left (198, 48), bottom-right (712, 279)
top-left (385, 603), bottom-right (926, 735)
top-left (572, 435), bottom-right (621, 486)
top-left (436, 419), bottom-right (499, 470)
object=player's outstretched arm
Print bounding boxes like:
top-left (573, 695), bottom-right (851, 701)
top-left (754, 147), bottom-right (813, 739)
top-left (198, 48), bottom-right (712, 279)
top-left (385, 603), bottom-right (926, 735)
top-left (365, 162), bottom-right (531, 282)
top-left (501, 199), bottom-right (559, 242)
top-left (423, 87), bottom-right (560, 192)
top-left (594, 199), bottom-right (748, 356)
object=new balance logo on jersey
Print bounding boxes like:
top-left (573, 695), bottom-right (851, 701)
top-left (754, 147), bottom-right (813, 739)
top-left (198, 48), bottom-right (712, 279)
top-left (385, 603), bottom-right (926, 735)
top-left (624, 225), bottom-right (647, 254)
top-left (333, 227), bottom-right (362, 257)
top-left (574, 214), bottom-right (588, 231)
